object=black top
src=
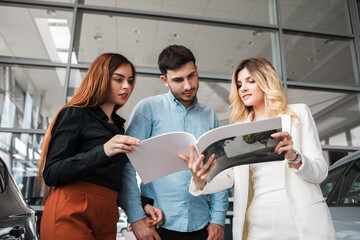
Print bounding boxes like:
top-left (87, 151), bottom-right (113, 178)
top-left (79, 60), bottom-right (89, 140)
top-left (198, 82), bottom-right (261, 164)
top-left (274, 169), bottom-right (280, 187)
top-left (43, 106), bottom-right (128, 193)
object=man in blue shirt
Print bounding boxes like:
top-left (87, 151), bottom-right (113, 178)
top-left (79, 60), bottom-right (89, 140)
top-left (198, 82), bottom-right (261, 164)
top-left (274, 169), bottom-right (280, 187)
top-left (126, 45), bottom-right (228, 240)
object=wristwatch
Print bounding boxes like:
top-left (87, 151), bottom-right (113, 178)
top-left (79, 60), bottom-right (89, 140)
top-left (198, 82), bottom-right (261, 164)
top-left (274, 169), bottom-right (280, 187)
top-left (288, 150), bottom-right (302, 164)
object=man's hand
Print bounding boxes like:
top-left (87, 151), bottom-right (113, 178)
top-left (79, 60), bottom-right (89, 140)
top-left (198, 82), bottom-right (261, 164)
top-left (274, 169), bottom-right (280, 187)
top-left (207, 223), bottom-right (224, 240)
top-left (144, 204), bottom-right (163, 227)
top-left (131, 217), bottom-right (161, 240)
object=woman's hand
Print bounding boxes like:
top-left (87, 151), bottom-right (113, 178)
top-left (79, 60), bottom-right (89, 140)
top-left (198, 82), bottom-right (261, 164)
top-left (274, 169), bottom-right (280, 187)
top-left (103, 135), bottom-right (140, 157)
top-left (271, 131), bottom-right (301, 168)
top-left (178, 144), bottom-right (216, 190)
top-left (144, 204), bottom-right (163, 228)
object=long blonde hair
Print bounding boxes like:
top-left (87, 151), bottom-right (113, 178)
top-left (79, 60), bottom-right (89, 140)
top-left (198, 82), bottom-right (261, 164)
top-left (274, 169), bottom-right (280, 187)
top-left (229, 57), bottom-right (299, 124)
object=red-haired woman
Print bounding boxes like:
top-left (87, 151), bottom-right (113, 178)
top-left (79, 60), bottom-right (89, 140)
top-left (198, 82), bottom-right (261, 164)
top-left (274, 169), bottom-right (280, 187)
top-left (38, 53), bottom-right (161, 240)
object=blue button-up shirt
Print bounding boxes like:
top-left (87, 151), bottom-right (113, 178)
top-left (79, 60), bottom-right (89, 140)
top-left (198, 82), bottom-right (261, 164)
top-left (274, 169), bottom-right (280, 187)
top-left (125, 91), bottom-right (228, 232)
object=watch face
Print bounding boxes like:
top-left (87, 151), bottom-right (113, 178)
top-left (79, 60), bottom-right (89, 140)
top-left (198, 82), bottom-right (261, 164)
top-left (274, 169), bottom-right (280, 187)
top-left (288, 150), bottom-right (302, 164)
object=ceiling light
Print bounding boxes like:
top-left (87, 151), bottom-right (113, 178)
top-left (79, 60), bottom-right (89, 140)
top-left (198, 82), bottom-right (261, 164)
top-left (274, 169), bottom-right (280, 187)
top-left (93, 35), bottom-right (103, 41)
top-left (134, 30), bottom-right (141, 34)
top-left (46, 9), bottom-right (57, 16)
top-left (172, 33), bottom-right (180, 38)
top-left (49, 23), bottom-right (71, 49)
top-left (252, 31), bottom-right (262, 37)
top-left (35, 17), bottom-right (71, 63)
top-left (47, 18), bottom-right (67, 25)
top-left (307, 57), bottom-right (314, 61)
top-left (324, 39), bottom-right (335, 45)
top-left (248, 41), bottom-right (255, 46)
top-left (134, 39), bottom-right (140, 43)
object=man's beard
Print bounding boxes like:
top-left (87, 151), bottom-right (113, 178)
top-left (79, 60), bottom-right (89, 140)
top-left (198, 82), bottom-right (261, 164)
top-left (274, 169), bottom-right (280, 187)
top-left (169, 85), bottom-right (199, 104)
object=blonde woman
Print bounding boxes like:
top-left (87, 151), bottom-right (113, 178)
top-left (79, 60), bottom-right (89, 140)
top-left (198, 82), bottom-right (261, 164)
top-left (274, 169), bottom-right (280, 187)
top-left (179, 57), bottom-right (336, 240)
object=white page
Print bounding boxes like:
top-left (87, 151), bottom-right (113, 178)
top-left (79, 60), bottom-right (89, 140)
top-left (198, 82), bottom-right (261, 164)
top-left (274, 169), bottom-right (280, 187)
top-left (126, 132), bottom-right (196, 184)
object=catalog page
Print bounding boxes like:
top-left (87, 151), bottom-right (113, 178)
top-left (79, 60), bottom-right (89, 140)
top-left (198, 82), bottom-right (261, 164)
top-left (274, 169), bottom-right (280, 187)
top-left (199, 116), bottom-right (290, 182)
top-left (127, 115), bottom-right (290, 184)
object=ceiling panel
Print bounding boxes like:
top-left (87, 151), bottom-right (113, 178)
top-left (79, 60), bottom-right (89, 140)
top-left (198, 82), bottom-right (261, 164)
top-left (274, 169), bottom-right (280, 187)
top-left (84, 0), bottom-right (274, 24)
top-left (0, 6), bottom-right (73, 62)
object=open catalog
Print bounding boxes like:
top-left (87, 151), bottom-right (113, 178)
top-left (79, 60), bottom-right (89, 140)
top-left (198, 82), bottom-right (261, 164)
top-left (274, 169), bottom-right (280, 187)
top-left (127, 115), bottom-right (291, 184)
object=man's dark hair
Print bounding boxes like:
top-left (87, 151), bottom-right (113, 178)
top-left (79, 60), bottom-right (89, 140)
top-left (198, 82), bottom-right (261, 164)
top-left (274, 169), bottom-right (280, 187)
top-left (158, 45), bottom-right (196, 75)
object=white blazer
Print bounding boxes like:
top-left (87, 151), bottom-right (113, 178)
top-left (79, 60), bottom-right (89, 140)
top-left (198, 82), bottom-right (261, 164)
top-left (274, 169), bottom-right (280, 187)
top-left (190, 104), bottom-right (336, 240)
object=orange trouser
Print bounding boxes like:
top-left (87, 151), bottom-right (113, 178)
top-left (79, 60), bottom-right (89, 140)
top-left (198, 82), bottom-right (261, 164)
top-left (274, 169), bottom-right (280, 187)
top-left (40, 181), bottom-right (119, 240)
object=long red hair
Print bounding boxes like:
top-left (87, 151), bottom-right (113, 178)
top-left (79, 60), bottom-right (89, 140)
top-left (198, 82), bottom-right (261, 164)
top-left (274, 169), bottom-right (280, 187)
top-left (37, 53), bottom-right (136, 201)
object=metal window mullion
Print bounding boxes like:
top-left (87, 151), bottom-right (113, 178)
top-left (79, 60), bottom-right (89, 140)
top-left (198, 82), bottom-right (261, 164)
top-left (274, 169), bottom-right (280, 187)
top-left (63, 0), bottom-right (81, 105)
top-left (275, 0), bottom-right (288, 93)
top-left (321, 144), bottom-right (360, 152)
top-left (285, 81), bottom-right (360, 93)
top-left (0, 0), bottom-right (74, 11)
top-left (0, 127), bottom-right (46, 135)
top-left (347, 0), bottom-right (360, 87)
top-left (0, 57), bottom-right (67, 68)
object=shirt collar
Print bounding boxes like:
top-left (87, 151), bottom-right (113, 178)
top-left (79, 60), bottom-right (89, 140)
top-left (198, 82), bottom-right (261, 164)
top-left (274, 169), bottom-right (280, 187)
top-left (166, 90), bottom-right (198, 109)
top-left (92, 107), bottom-right (126, 126)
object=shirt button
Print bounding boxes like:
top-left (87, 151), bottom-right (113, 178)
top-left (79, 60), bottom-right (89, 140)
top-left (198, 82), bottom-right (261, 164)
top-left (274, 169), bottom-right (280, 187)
top-left (186, 199), bottom-right (189, 202)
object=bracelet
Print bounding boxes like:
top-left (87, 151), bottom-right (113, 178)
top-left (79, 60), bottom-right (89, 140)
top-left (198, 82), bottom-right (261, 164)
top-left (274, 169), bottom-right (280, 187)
top-left (287, 150), bottom-right (302, 165)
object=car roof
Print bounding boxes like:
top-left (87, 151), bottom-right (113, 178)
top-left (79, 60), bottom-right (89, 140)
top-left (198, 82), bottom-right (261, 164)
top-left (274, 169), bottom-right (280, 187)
top-left (329, 150), bottom-right (360, 170)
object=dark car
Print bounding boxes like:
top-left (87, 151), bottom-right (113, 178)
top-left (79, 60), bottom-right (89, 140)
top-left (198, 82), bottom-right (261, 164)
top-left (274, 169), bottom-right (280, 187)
top-left (320, 150), bottom-right (360, 239)
top-left (0, 158), bottom-right (38, 239)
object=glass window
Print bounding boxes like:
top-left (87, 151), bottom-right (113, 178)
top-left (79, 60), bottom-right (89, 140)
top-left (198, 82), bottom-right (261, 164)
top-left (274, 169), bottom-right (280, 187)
top-left (68, 70), bottom-right (169, 123)
top-left (77, 12), bottom-right (280, 77)
top-left (284, 33), bottom-right (359, 87)
top-left (351, 126), bottom-right (360, 146)
top-left (339, 160), bottom-right (360, 205)
top-left (329, 132), bottom-right (347, 146)
top-left (0, 132), bottom-right (44, 199)
top-left (279, 0), bottom-right (352, 35)
top-left (197, 81), bottom-right (231, 126)
top-left (323, 150), bottom-right (351, 166)
top-left (0, 66), bottom-right (66, 130)
top-left (84, 0), bottom-right (277, 25)
top-left (288, 88), bottom-right (360, 147)
top-left (0, 5), bottom-right (73, 63)
top-left (69, 69), bottom-right (231, 126)
top-left (0, 132), bottom-right (43, 176)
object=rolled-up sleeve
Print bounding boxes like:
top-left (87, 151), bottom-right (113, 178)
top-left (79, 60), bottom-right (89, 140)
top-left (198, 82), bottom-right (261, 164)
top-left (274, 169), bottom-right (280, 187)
top-left (209, 189), bottom-right (228, 226)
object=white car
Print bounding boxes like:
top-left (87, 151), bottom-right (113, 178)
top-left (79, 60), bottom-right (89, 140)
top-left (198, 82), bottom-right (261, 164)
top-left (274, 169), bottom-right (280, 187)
top-left (117, 218), bottom-right (128, 236)
top-left (320, 150), bottom-right (360, 240)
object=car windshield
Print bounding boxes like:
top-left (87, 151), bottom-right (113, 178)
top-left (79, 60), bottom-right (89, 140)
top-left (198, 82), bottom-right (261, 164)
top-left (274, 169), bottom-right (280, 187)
top-left (0, 160), bottom-right (5, 193)
top-left (321, 162), bottom-right (350, 201)
top-left (338, 160), bottom-right (360, 205)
